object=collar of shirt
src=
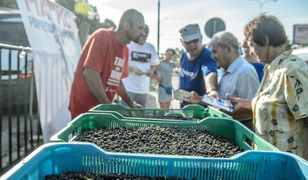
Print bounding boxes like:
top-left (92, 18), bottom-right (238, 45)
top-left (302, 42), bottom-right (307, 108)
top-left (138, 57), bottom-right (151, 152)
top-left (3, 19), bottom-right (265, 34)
top-left (268, 49), bottom-right (293, 72)
top-left (225, 56), bottom-right (243, 74)
top-left (162, 60), bottom-right (172, 64)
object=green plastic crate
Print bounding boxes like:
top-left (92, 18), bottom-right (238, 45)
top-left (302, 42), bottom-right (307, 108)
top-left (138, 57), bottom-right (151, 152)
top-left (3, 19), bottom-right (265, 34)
top-left (51, 113), bottom-right (278, 152)
top-left (89, 104), bottom-right (232, 120)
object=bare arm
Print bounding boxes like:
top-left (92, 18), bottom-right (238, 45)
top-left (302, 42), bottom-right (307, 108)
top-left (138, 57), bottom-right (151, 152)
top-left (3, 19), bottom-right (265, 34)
top-left (205, 72), bottom-right (217, 91)
top-left (117, 80), bottom-right (135, 107)
top-left (128, 66), bottom-right (144, 76)
top-left (228, 95), bottom-right (252, 111)
top-left (152, 66), bottom-right (161, 82)
top-left (205, 72), bottom-right (219, 98)
top-left (172, 62), bottom-right (180, 68)
top-left (228, 109), bottom-right (253, 121)
top-left (149, 65), bottom-right (160, 78)
top-left (83, 67), bottom-right (110, 104)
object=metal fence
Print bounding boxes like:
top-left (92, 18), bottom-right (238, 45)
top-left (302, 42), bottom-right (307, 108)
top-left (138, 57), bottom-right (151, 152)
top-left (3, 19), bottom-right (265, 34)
top-left (0, 43), bottom-right (42, 174)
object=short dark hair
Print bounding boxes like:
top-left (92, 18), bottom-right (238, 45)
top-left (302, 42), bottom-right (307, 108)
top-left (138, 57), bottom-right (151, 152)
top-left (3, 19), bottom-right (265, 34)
top-left (118, 9), bottom-right (143, 30)
top-left (166, 48), bottom-right (176, 55)
top-left (244, 14), bottom-right (287, 47)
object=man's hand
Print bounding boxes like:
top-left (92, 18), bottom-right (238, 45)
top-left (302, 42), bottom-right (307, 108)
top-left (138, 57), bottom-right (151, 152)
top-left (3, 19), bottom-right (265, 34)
top-left (129, 66), bottom-right (145, 76)
top-left (227, 95), bottom-right (252, 111)
top-left (118, 81), bottom-right (142, 108)
top-left (207, 89), bottom-right (220, 99)
top-left (190, 91), bottom-right (202, 104)
top-left (156, 76), bottom-right (162, 82)
top-left (135, 68), bottom-right (145, 76)
top-left (129, 102), bottom-right (143, 108)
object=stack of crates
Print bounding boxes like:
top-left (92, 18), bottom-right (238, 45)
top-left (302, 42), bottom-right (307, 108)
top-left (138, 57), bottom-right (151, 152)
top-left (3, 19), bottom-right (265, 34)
top-left (2, 104), bottom-right (308, 179)
top-left (2, 143), bottom-right (308, 179)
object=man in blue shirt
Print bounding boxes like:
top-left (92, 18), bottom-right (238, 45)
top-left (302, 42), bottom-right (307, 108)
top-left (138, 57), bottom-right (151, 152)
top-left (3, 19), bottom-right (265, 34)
top-left (179, 24), bottom-right (218, 107)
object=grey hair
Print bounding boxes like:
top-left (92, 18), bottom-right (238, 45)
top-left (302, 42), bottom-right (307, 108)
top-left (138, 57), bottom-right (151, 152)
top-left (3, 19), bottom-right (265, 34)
top-left (210, 31), bottom-right (239, 50)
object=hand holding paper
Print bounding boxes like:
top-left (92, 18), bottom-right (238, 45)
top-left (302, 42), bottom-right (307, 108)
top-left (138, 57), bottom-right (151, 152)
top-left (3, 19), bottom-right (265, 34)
top-left (173, 89), bottom-right (192, 101)
top-left (173, 89), bottom-right (234, 112)
top-left (201, 94), bottom-right (234, 112)
top-left (129, 66), bottom-right (149, 76)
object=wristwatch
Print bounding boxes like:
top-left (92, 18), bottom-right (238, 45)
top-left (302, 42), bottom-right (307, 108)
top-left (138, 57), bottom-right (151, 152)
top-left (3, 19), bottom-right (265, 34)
top-left (206, 89), bottom-right (217, 94)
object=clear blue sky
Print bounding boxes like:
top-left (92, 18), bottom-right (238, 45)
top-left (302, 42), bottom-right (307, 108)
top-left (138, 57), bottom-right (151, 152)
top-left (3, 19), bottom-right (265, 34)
top-left (89, 0), bottom-right (308, 53)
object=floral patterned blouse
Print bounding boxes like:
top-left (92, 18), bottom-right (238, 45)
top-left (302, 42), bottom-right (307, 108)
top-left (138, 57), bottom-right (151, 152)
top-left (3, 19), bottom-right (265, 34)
top-left (252, 49), bottom-right (308, 157)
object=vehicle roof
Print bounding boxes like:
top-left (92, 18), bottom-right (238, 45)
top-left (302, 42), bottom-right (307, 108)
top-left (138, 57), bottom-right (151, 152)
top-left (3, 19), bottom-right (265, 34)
top-left (293, 47), bottom-right (308, 55)
top-left (0, 7), bottom-right (20, 14)
top-left (293, 46), bottom-right (308, 61)
top-left (0, 7), bottom-right (21, 22)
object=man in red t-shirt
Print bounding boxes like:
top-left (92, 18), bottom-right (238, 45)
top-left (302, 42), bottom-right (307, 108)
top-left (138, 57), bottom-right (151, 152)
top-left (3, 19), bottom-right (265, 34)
top-left (69, 9), bottom-right (145, 118)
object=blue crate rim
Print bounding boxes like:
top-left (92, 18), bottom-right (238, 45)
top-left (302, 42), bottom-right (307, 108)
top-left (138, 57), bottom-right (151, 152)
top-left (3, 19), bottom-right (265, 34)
top-left (2, 142), bottom-right (307, 180)
top-left (17, 142), bottom-right (308, 163)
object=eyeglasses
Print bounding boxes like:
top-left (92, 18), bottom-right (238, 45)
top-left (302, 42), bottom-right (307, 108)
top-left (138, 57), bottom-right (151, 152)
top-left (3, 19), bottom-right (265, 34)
top-left (182, 38), bottom-right (199, 45)
top-left (212, 49), bottom-right (217, 54)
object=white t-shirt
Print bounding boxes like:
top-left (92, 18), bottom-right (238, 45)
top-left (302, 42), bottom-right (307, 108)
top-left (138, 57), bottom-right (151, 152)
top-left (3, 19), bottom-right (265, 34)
top-left (123, 42), bottom-right (159, 93)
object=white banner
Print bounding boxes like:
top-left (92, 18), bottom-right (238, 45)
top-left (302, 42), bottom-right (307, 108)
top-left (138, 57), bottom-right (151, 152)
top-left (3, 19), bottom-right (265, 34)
top-left (17, 0), bottom-right (81, 142)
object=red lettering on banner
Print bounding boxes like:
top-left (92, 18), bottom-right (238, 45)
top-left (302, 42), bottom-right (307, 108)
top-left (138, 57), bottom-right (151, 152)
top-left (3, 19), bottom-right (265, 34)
top-left (23, 0), bottom-right (72, 28)
top-left (24, 0), bottom-right (40, 14)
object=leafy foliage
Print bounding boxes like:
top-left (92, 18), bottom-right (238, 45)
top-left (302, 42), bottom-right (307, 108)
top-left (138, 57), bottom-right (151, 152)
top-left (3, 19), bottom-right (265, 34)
top-left (0, 0), bottom-right (18, 9)
top-left (55, 0), bottom-right (116, 45)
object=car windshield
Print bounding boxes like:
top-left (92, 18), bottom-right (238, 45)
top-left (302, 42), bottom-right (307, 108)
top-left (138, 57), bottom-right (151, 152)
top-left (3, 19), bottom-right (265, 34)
top-left (0, 15), bottom-right (29, 47)
top-left (0, 10), bottom-right (31, 80)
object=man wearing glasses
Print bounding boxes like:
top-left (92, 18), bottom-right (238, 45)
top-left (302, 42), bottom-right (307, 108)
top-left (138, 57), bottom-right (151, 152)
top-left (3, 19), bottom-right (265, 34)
top-left (178, 24), bottom-right (218, 107)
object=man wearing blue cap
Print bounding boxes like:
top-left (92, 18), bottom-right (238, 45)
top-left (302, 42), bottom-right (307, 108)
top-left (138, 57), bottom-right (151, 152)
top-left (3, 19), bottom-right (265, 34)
top-left (178, 24), bottom-right (218, 107)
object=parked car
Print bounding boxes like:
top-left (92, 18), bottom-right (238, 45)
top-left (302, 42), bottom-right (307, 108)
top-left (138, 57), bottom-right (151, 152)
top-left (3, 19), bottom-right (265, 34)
top-left (0, 7), bottom-right (36, 112)
top-left (0, 7), bottom-right (29, 47)
top-left (0, 7), bottom-right (32, 78)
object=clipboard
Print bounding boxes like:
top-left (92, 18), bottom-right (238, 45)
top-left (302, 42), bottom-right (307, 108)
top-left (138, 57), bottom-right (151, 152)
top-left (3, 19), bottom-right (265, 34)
top-left (201, 94), bottom-right (234, 112)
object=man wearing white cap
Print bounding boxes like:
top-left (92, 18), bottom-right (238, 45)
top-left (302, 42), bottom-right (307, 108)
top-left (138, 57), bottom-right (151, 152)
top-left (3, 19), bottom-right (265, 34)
top-left (178, 24), bottom-right (218, 107)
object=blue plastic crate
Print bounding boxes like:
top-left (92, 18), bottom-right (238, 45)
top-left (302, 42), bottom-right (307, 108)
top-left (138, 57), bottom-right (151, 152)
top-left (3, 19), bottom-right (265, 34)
top-left (2, 143), bottom-right (307, 180)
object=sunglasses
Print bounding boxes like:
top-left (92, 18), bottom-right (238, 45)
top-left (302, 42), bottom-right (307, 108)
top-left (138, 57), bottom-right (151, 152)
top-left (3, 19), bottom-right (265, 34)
top-left (182, 38), bottom-right (199, 45)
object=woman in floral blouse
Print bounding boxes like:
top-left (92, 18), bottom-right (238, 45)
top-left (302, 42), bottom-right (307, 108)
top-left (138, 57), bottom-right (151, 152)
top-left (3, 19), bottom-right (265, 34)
top-left (229, 14), bottom-right (308, 160)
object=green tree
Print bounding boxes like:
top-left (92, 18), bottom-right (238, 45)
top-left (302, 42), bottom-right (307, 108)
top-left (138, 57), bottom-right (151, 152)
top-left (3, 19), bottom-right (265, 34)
top-left (101, 18), bottom-right (116, 29)
top-left (173, 48), bottom-right (183, 63)
top-left (0, 0), bottom-right (18, 9)
top-left (55, 0), bottom-right (102, 45)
